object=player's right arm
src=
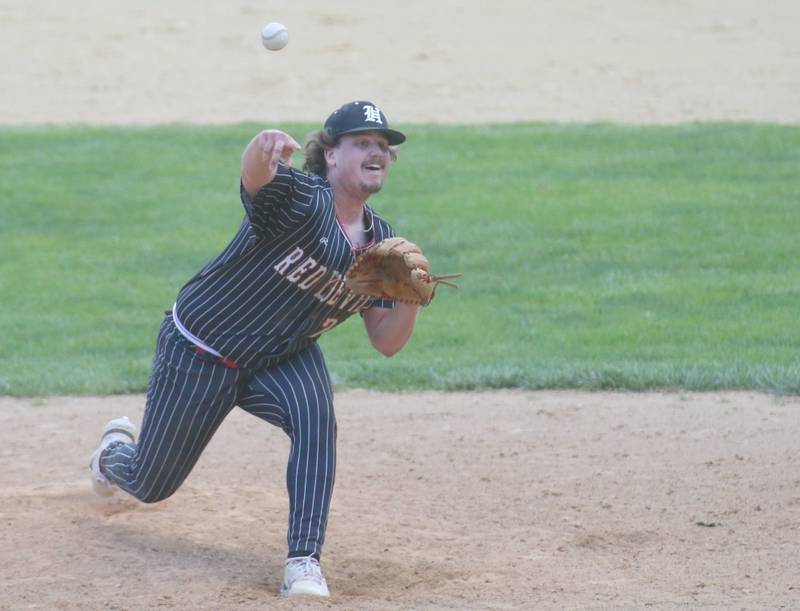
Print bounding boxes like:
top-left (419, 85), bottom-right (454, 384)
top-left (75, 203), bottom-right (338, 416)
top-left (241, 129), bottom-right (301, 198)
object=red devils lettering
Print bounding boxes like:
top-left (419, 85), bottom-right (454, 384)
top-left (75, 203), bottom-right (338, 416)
top-left (298, 265), bottom-right (327, 290)
top-left (286, 257), bottom-right (318, 283)
top-left (314, 274), bottom-right (342, 302)
top-left (277, 253), bottom-right (372, 312)
top-left (325, 279), bottom-right (347, 306)
top-left (273, 247), bottom-right (304, 274)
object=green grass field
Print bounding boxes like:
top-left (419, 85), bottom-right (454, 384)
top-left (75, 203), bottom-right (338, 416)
top-left (1, 124), bottom-right (798, 396)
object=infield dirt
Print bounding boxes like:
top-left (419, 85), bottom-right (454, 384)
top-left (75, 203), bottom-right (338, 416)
top-left (2, 2), bottom-right (799, 610)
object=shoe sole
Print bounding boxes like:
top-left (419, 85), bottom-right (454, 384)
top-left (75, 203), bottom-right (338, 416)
top-left (281, 587), bottom-right (330, 597)
top-left (90, 447), bottom-right (116, 497)
top-left (280, 580), bottom-right (330, 597)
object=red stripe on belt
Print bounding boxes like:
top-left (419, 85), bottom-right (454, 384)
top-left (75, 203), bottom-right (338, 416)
top-left (194, 346), bottom-right (240, 369)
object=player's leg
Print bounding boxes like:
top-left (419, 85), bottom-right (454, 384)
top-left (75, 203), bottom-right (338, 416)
top-left (95, 316), bottom-right (243, 502)
top-left (238, 343), bottom-right (337, 561)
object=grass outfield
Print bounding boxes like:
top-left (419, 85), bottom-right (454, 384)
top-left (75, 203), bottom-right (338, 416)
top-left (1, 124), bottom-right (798, 396)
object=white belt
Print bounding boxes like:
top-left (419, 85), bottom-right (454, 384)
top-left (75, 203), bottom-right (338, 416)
top-left (172, 303), bottom-right (223, 358)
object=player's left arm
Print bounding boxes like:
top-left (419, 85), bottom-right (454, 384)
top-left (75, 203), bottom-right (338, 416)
top-left (362, 303), bottom-right (420, 357)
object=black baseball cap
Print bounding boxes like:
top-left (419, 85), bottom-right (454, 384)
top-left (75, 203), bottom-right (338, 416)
top-left (324, 101), bottom-right (406, 145)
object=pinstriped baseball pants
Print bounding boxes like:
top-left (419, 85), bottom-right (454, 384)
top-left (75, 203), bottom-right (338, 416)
top-left (100, 316), bottom-right (337, 558)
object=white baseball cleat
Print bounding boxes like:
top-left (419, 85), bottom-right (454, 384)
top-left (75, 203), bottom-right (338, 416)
top-left (280, 556), bottom-right (330, 597)
top-left (89, 416), bottom-right (137, 497)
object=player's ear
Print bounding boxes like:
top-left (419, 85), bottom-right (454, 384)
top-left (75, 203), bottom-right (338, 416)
top-left (324, 146), bottom-right (336, 167)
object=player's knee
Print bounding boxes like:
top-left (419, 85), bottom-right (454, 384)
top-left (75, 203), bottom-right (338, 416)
top-left (293, 400), bottom-right (336, 437)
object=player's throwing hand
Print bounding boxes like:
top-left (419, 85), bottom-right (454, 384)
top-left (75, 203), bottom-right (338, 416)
top-left (242, 129), bottom-right (301, 197)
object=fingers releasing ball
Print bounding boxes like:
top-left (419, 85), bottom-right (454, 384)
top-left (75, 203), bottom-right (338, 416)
top-left (261, 22), bottom-right (288, 51)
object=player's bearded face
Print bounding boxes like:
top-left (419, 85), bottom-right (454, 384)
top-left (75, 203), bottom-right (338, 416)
top-left (328, 133), bottom-right (392, 196)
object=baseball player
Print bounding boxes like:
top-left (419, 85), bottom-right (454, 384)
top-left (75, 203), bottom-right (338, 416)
top-left (89, 101), bottom-right (418, 597)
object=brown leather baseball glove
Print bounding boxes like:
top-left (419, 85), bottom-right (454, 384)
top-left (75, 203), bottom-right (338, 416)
top-left (344, 237), bottom-right (461, 306)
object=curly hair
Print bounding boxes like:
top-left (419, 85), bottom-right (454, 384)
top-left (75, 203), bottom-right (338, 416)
top-left (302, 130), bottom-right (338, 177)
top-left (302, 130), bottom-right (399, 178)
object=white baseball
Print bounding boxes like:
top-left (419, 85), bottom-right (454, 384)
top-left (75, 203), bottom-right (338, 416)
top-left (261, 22), bottom-right (288, 51)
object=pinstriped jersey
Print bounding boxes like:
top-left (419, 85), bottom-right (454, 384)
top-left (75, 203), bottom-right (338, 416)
top-left (174, 163), bottom-right (395, 369)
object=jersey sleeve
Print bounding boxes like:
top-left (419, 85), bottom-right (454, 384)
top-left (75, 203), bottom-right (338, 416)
top-left (240, 164), bottom-right (321, 240)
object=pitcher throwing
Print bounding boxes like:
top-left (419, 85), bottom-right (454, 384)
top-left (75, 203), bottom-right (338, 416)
top-left (89, 101), bottom-right (419, 597)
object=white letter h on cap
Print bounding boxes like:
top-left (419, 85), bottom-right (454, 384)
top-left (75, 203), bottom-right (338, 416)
top-left (363, 104), bottom-right (383, 124)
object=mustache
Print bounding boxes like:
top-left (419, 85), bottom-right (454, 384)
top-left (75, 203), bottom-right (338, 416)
top-left (363, 155), bottom-right (386, 167)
